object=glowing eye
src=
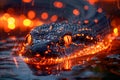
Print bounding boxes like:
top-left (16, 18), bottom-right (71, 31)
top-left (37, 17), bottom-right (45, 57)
top-left (63, 35), bottom-right (72, 47)
top-left (25, 34), bottom-right (32, 45)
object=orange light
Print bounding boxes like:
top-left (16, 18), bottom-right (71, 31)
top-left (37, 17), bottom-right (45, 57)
top-left (23, 19), bottom-right (32, 27)
top-left (63, 60), bottom-right (71, 70)
top-left (84, 5), bottom-right (89, 10)
top-left (8, 24), bottom-right (15, 30)
top-left (4, 27), bottom-right (10, 32)
top-left (97, 8), bottom-right (103, 13)
top-left (88, 0), bottom-right (98, 5)
top-left (50, 15), bottom-right (58, 22)
top-left (94, 19), bottom-right (98, 23)
top-left (41, 12), bottom-right (49, 20)
top-left (53, 1), bottom-right (64, 8)
top-left (84, 20), bottom-right (89, 24)
top-left (34, 19), bottom-right (44, 26)
top-left (63, 35), bottom-right (72, 47)
top-left (113, 28), bottom-right (118, 36)
top-left (22, 0), bottom-right (32, 3)
top-left (7, 17), bottom-right (16, 30)
top-left (73, 9), bottom-right (80, 16)
top-left (27, 10), bottom-right (36, 19)
top-left (7, 17), bottom-right (15, 24)
top-left (26, 34), bottom-right (32, 45)
top-left (1, 13), bottom-right (10, 21)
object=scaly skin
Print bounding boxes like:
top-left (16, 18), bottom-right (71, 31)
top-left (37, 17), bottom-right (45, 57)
top-left (22, 0), bottom-right (110, 58)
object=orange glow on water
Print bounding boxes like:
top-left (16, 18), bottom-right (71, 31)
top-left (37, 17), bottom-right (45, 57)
top-left (53, 1), bottom-right (64, 8)
top-left (21, 24), bottom-right (119, 68)
top-left (73, 9), bottom-right (80, 16)
top-left (63, 59), bottom-right (71, 70)
top-left (23, 40), bottom-right (111, 66)
top-left (23, 19), bottom-right (32, 27)
top-left (27, 10), bottom-right (36, 19)
top-left (41, 12), bottom-right (49, 20)
top-left (33, 19), bottom-right (44, 26)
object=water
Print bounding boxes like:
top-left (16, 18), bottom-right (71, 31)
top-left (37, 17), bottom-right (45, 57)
top-left (0, 36), bottom-right (120, 80)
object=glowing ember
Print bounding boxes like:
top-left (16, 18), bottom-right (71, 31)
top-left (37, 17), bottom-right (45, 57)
top-left (40, 12), bottom-right (49, 20)
top-left (94, 19), bottom-right (98, 23)
top-left (27, 10), bottom-right (36, 19)
top-left (73, 9), bottom-right (80, 16)
top-left (7, 17), bottom-right (16, 30)
top-left (87, 0), bottom-right (98, 5)
top-left (8, 24), bottom-right (15, 30)
top-left (20, 26), bottom-right (119, 69)
top-left (22, 0), bottom-right (32, 3)
top-left (113, 28), bottom-right (119, 36)
top-left (7, 17), bottom-right (15, 24)
top-left (53, 1), bottom-right (64, 8)
top-left (63, 35), bottom-right (72, 47)
top-left (97, 8), bottom-right (103, 13)
top-left (63, 59), bottom-right (71, 70)
top-left (50, 15), bottom-right (58, 22)
top-left (23, 19), bottom-right (32, 27)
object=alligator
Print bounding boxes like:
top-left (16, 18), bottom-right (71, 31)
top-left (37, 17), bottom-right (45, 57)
top-left (21, 0), bottom-right (111, 59)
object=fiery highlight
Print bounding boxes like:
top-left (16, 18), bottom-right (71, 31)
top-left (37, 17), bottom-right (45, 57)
top-left (53, 1), bottom-right (64, 8)
top-left (23, 19), bottom-right (32, 27)
top-left (41, 12), bottom-right (49, 20)
top-left (73, 9), bottom-right (80, 16)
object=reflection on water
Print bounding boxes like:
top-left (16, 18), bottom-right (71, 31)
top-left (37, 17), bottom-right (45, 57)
top-left (0, 36), bottom-right (120, 80)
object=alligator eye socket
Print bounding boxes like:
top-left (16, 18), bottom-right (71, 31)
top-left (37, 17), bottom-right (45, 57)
top-left (25, 34), bottom-right (33, 45)
top-left (63, 35), bottom-right (72, 47)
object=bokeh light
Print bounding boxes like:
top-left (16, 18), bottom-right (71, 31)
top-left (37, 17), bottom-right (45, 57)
top-left (22, 0), bottom-right (32, 3)
top-left (40, 12), bottom-right (49, 20)
top-left (88, 0), bottom-right (98, 5)
top-left (113, 28), bottom-right (119, 36)
top-left (97, 8), bottom-right (103, 13)
top-left (53, 1), bottom-right (64, 8)
top-left (50, 15), bottom-right (58, 22)
top-left (23, 19), bottom-right (32, 27)
top-left (27, 10), bottom-right (36, 19)
top-left (8, 24), bottom-right (15, 30)
top-left (7, 17), bottom-right (15, 24)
